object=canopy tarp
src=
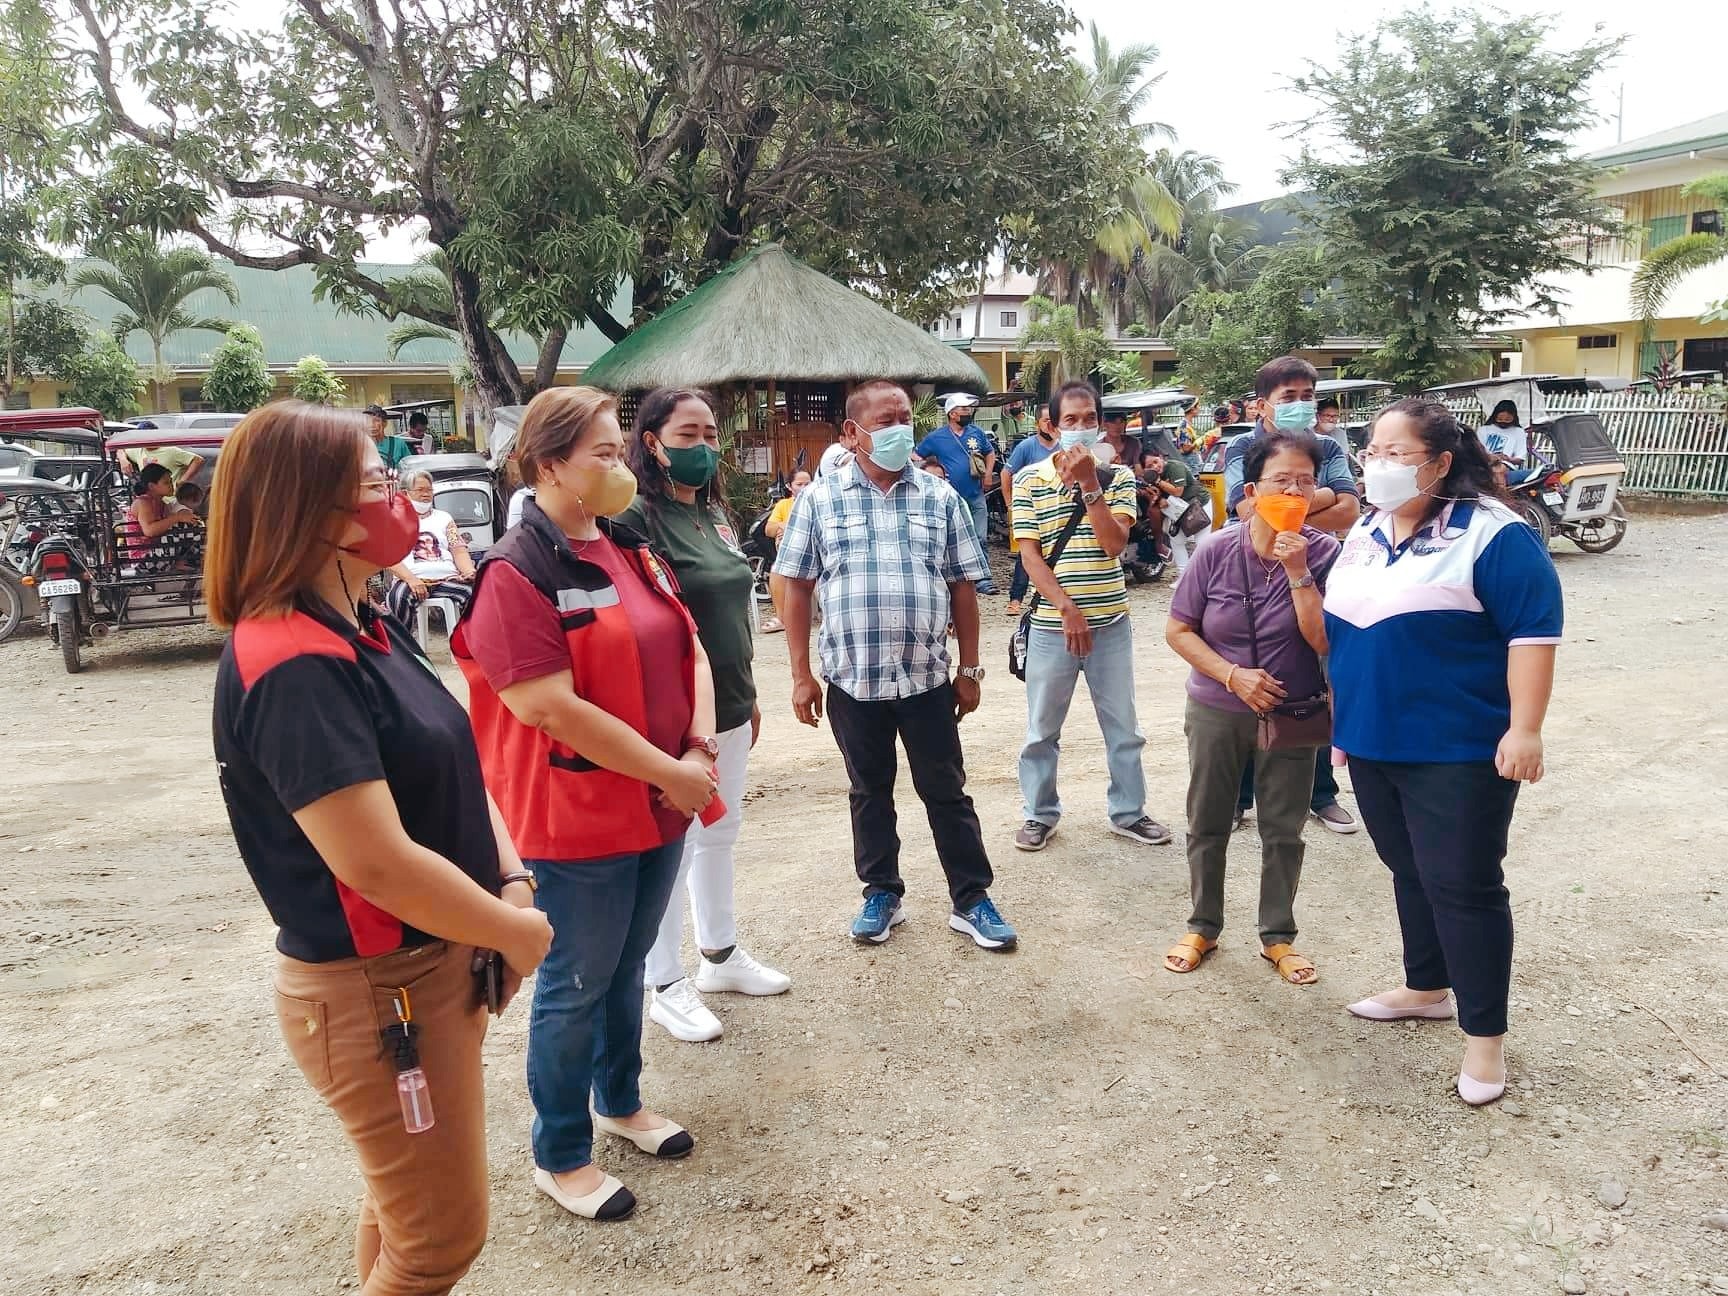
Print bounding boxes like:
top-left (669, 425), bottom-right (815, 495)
top-left (581, 244), bottom-right (988, 395)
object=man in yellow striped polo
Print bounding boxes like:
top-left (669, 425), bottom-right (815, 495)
top-left (1011, 380), bottom-right (1173, 852)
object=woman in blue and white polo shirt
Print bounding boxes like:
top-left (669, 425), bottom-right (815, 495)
top-left (1324, 399), bottom-right (1562, 1108)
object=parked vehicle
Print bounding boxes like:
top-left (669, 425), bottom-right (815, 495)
top-left (22, 424), bottom-right (233, 672)
top-left (1422, 377), bottom-right (1629, 554)
top-left (0, 479), bottom-right (91, 644)
top-left (1100, 386), bottom-right (1196, 459)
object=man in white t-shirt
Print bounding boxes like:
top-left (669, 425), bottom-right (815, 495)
top-left (817, 422), bottom-right (856, 476)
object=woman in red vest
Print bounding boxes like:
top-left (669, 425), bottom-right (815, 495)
top-left (454, 386), bottom-right (719, 1222)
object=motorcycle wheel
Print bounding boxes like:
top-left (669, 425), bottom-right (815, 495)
top-left (1569, 501), bottom-right (1628, 554)
top-left (1510, 495), bottom-right (1551, 545)
top-left (56, 617), bottom-right (82, 674)
top-left (0, 571), bottom-right (22, 644)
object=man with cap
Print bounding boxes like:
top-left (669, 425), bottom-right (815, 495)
top-left (364, 404), bottom-right (415, 471)
top-left (916, 393), bottom-right (999, 594)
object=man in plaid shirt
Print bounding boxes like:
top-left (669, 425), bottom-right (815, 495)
top-left (774, 379), bottom-right (1018, 952)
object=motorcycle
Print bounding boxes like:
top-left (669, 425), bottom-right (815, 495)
top-left (28, 528), bottom-right (97, 674)
top-left (1501, 414), bottom-right (1629, 554)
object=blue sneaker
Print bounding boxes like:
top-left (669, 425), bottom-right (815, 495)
top-left (949, 897), bottom-right (1017, 951)
top-left (851, 892), bottom-right (905, 944)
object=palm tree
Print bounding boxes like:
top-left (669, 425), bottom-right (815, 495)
top-left (1015, 295), bottom-right (1114, 390)
top-left (1042, 27), bottom-right (1182, 332)
top-left (72, 239), bottom-right (238, 409)
top-left (1127, 150), bottom-right (1265, 332)
top-left (1630, 175), bottom-right (1728, 344)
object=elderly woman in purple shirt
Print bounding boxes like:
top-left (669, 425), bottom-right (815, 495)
top-left (1163, 429), bottom-right (1340, 985)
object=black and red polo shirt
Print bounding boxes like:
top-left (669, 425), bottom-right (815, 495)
top-left (213, 601), bottom-right (500, 963)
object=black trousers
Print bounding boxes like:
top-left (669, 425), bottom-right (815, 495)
top-left (1348, 757), bottom-right (1519, 1038)
top-left (825, 682), bottom-right (994, 911)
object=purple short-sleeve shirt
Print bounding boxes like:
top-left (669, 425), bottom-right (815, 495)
top-left (1169, 523), bottom-right (1342, 712)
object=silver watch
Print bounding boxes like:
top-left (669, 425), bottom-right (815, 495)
top-left (1288, 573), bottom-right (1316, 590)
top-left (1080, 487), bottom-right (1104, 505)
top-left (957, 665), bottom-right (987, 682)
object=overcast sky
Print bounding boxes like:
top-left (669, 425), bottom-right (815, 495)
top-left (1070, 0), bottom-right (1728, 204)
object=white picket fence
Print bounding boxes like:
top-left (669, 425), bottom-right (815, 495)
top-left (1169, 389), bottom-right (1728, 497)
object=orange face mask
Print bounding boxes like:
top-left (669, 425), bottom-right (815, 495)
top-left (1253, 491), bottom-right (1309, 534)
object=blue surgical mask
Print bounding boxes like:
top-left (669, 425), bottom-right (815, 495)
top-left (1058, 426), bottom-right (1100, 451)
top-left (862, 422), bottom-right (916, 473)
top-left (1272, 400), bottom-right (1317, 432)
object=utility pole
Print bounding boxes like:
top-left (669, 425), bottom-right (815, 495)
top-left (1616, 84), bottom-right (1624, 144)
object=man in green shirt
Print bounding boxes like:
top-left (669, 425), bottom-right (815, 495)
top-left (1140, 447), bottom-right (1209, 573)
top-left (364, 405), bottom-right (415, 471)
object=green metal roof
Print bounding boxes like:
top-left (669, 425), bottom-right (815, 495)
top-left (54, 261), bottom-right (617, 371)
top-left (1587, 111), bottom-right (1728, 167)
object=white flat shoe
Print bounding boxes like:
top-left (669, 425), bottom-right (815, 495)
top-left (1346, 994), bottom-right (1455, 1022)
top-left (534, 1167), bottom-right (635, 1221)
top-left (1457, 1071), bottom-right (1506, 1107)
top-left (593, 1112), bottom-right (695, 1159)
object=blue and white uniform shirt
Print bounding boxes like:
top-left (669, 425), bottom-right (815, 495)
top-left (1323, 499), bottom-right (1563, 764)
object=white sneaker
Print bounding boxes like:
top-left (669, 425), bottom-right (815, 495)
top-left (693, 946), bottom-right (791, 996)
top-left (648, 978), bottom-right (722, 1042)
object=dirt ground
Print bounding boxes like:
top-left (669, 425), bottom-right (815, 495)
top-left (3, 512), bottom-right (1726, 1296)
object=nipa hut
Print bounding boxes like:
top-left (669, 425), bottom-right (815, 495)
top-left (581, 243), bottom-right (987, 477)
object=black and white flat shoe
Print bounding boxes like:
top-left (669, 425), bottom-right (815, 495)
top-left (593, 1112), bottom-right (695, 1159)
top-left (534, 1167), bottom-right (636, 1221)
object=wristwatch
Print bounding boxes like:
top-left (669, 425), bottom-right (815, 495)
top-left (957, 665), bottom-right (986, 682)
top-left (1288, 573), bottom-right (1316, 590)
top-left (501, 869), bottom-right (537, 892)
top-left (1080, 486), bottom-right (1104, 505)
top-left (684, 735), bottom-right (720, 759)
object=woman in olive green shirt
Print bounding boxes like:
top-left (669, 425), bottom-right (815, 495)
top-left (621, 388), bottom-right (791, 1045)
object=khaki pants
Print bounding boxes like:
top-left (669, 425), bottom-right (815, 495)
top-left (274, 941), bottom-right (489, 1295)
top-left (1183, 697), bottom-right (1314, 946)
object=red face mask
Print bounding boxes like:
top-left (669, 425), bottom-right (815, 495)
top-left (340, 492), bottom-right (420, 568)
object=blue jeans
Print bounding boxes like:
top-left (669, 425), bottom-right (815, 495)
top-left (1019, 616), bottom-right (1146, 827)
top-left (1008, 553), bottom-right (1029, 602)
top-left (966, 494), bottom-right (998, 591)
top-left (526, 839), bottom-right (684, 1173)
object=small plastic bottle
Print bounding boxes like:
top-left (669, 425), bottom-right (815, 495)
top-left (390, 1025), bottom-right (435, 1134)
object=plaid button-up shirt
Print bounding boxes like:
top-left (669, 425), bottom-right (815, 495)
top-left (772, 460), bottom-right (988, 701)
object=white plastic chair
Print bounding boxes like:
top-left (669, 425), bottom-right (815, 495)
top-left (413, 596), bottom-right (462, 650)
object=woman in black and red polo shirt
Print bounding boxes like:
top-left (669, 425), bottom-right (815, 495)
top-left (206, 401), bottom-right (553, 1295)
top-left (454, 386), bottom-right (719, 1223)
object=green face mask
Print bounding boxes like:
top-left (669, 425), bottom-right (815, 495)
top-left (661, 442), bottom-right (718, 489)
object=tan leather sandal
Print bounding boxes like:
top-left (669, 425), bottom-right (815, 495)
top-left (1261, 943), bottom-right (1317, 985)
top-left (1163, 933), bottom-right (1217, 974)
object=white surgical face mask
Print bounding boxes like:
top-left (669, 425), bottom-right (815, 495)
top-left (411, 498), bottom-right (434, 516)
top-left (1362, 460), bottom-right (1428, 510)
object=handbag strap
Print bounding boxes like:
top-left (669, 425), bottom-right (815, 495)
top-left (1238, 526), bottom-right (1260, 671)
top-left (1022, 472), bottom-right (1097, 619)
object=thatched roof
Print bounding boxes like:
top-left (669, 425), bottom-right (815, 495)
top-left (581, 244), bottom-right (987, 394)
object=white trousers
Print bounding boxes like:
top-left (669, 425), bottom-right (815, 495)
top-left (643, 721), bottom-right (751, 987)
top-left (1164, 497), bottom-right (1211, 573)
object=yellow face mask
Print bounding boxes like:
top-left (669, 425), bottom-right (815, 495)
top-left (563, 461), bottom-right (638, 518)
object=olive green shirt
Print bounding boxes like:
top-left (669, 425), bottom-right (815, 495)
top-left (618, 494), bottom-right (757, 733)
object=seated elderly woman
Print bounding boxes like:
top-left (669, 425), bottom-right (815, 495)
top-left (385, 469), bottom-right (477, 629)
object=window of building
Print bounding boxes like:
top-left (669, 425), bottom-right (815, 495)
top-left (1577, 334), bottom-right (1618, 350)
top-left (179, 387), bottom-right (218, 413)
top-left (1330, 356), bottom-right (1354, 368)
top-left (1684, 337), bottom-right (1728, 376)
top-left (1151, 359), bottom-right (1178, 374)
top-left (999, 310), bottom-right (1018, 328)
top-left (1645, 216), bottom-right (1687, 250)
top-left (1692, 210), bottom-right (1723, 237)
top-left (4, 391), bottom-right (31, 410)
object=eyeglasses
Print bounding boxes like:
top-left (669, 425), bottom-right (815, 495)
top-left (1260, 475), bottom-right (1317, 491)
top-left (1360, 447), bottom-right (1430, 465)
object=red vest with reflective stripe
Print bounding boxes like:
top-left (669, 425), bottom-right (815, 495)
top-left (452, 504), bottom-right (697, 861)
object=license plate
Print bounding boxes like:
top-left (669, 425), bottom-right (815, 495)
top-left (1541, 492), bottom-right (1564, 507)
top-left (1580, 483), bottom-right (1606, 508)
top-left (37, 578), bottom-right (81, 597)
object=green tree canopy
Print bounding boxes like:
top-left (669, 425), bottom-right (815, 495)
top-left (202, 323), bottom-right (273, 413)
top-left (1284, 7), bottom-right (1620, 390)
top-left (52, 0), bottom-right (1140, 412)
top-left (1, 296), bottom-right (87, 400)
top-left (289, 354), bottom-right (346, 406)
top-left (1016, 295), bottom-right (1116, 391)
top-left (61, 333), bottom-right (142, 418)
top-left (1173, 246), bottom-right (1337, 399)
